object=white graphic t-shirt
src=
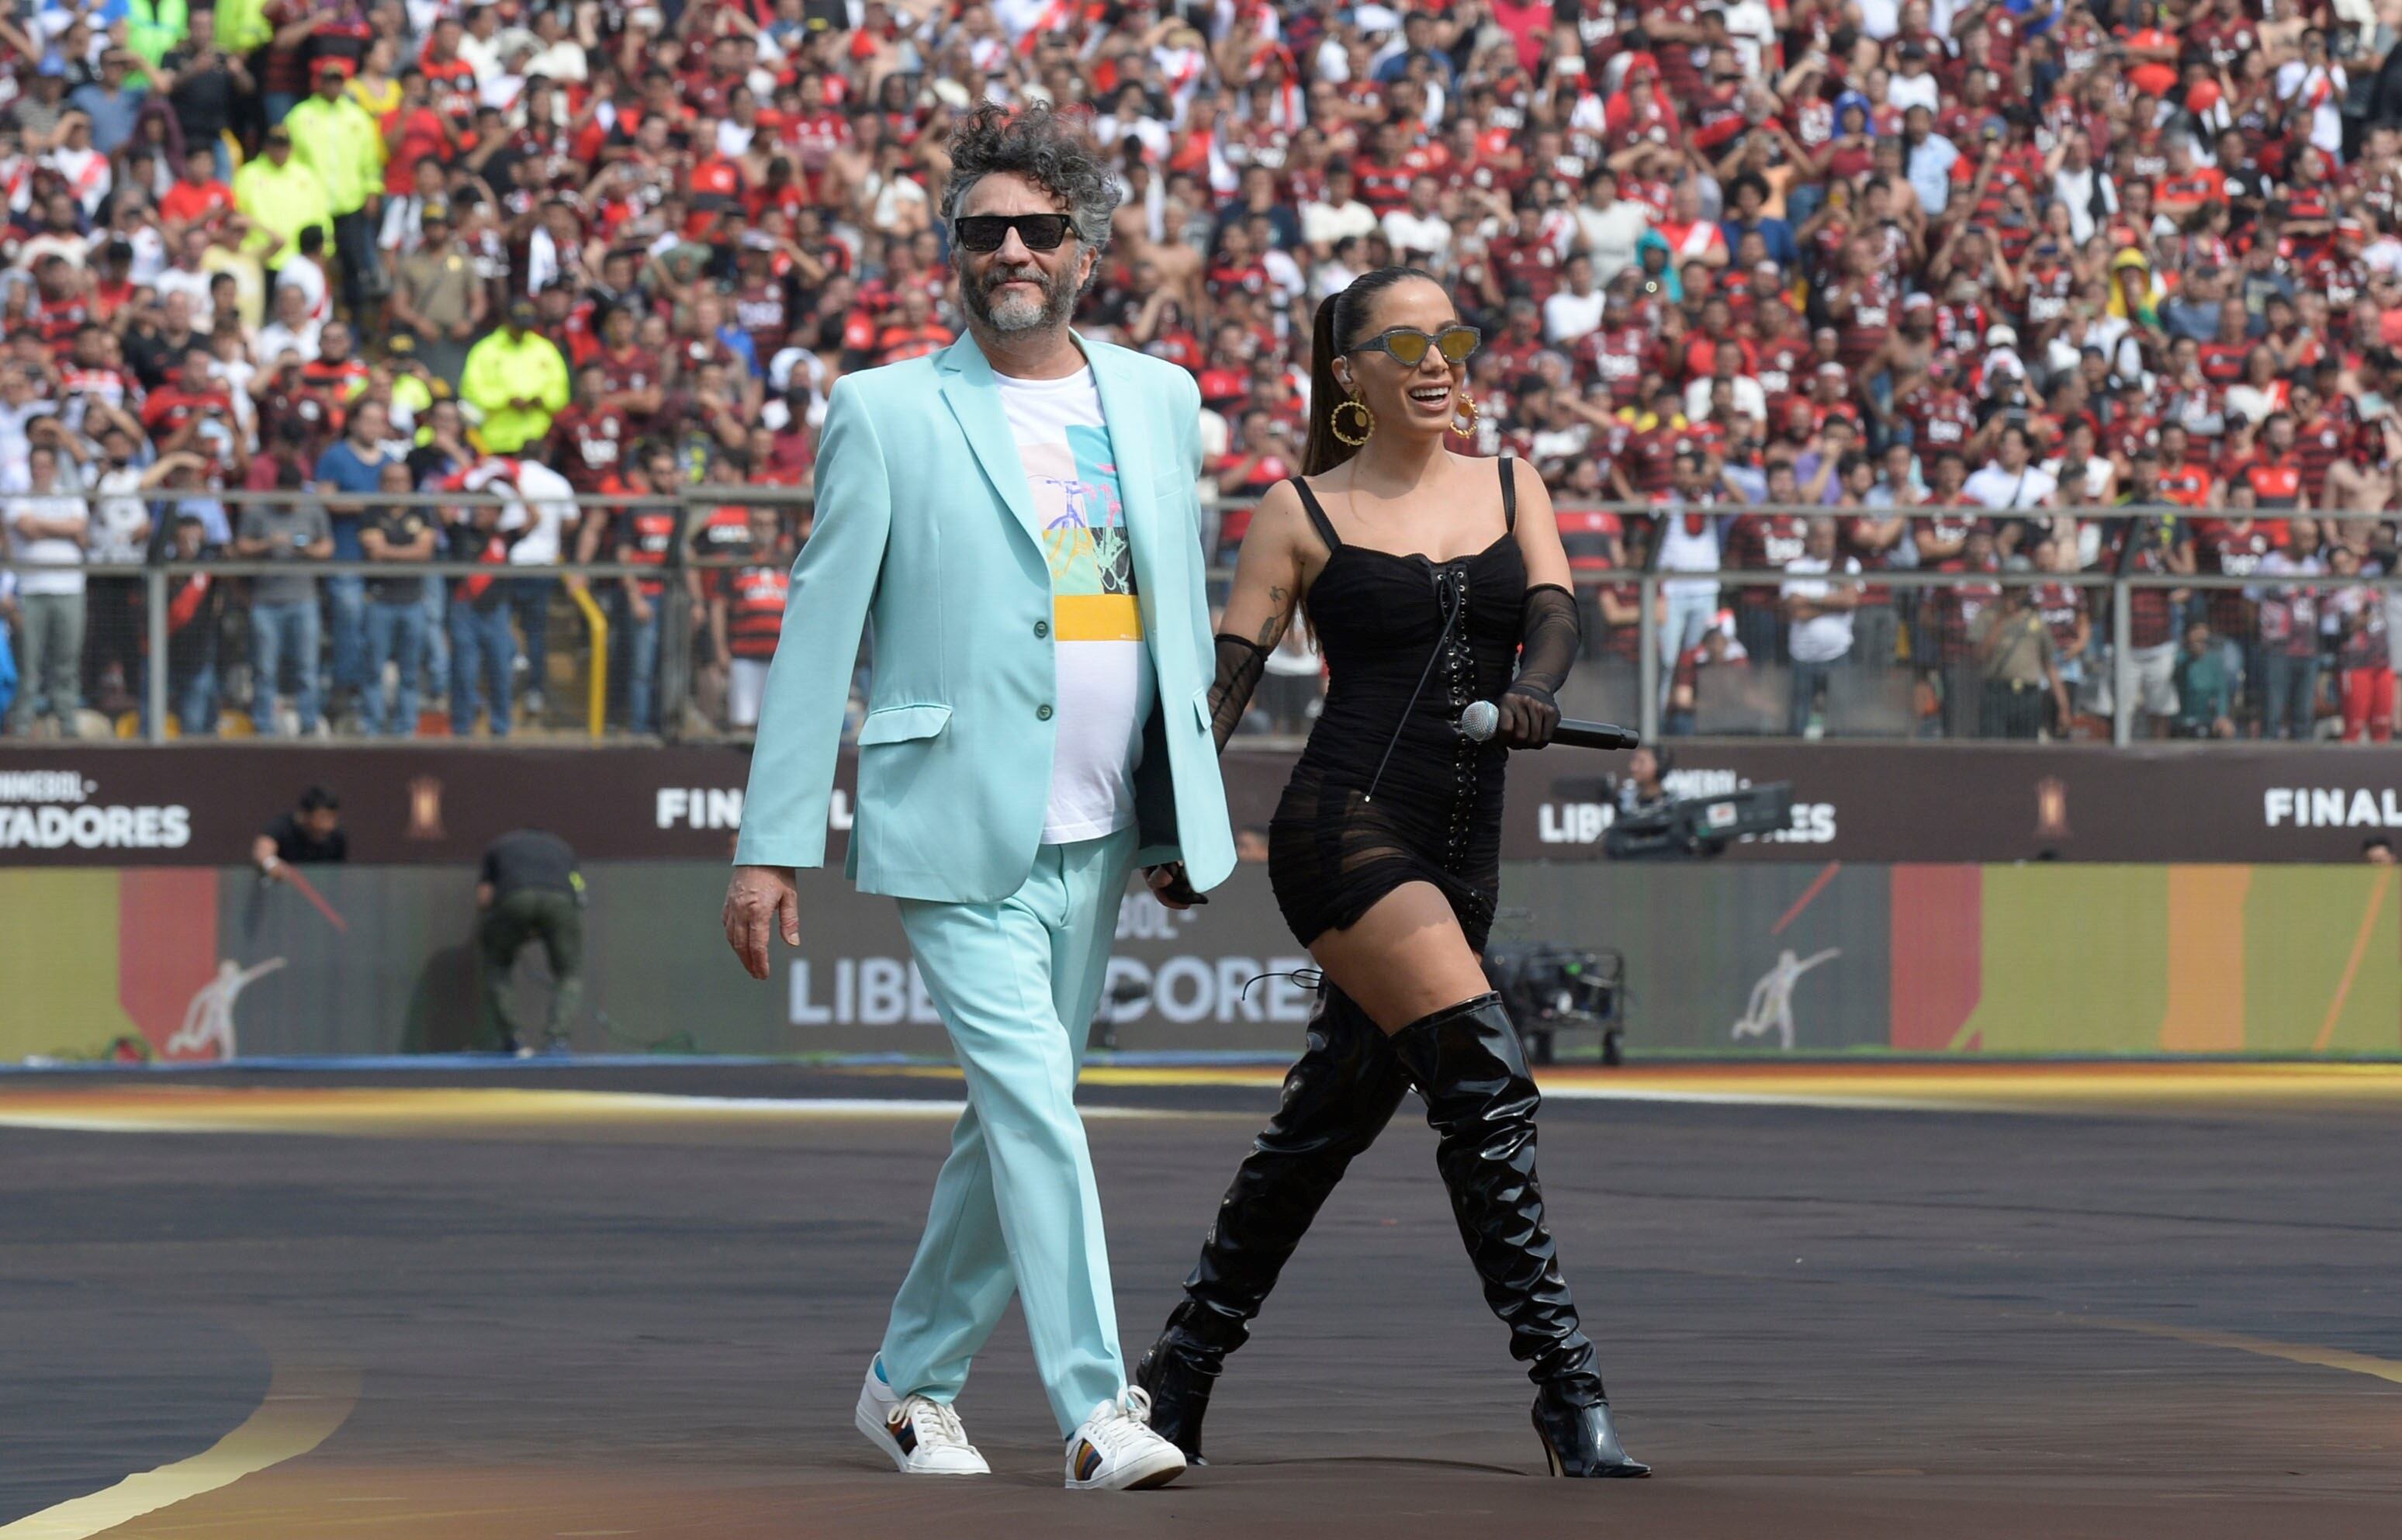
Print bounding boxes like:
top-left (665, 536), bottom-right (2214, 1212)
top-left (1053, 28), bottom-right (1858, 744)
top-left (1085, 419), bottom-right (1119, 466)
top-left (998, 369), bottom-right (1155, 843)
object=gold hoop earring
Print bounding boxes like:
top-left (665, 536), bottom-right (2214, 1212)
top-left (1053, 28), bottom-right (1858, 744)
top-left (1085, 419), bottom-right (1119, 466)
top-left (1452, 395), bottom-right (1480, 438)
top-left (1331, 395), bottom-right (1375, 446)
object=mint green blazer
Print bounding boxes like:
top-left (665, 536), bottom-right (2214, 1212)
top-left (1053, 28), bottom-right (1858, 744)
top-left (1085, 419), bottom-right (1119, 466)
top-left (732, 331), bottom-right (1237, 904)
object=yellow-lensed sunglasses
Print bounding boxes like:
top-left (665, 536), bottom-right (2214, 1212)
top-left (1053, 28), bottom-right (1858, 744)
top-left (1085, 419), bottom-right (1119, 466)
top-left (1351, 324), bottom-right (1481, 367)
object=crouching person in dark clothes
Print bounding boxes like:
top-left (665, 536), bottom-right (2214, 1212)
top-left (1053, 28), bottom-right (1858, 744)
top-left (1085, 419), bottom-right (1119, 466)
top-left (477, 829), bottom-right (586, 1054)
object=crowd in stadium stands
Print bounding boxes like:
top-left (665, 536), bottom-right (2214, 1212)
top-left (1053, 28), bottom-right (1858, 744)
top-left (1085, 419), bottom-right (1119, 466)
top-left (5, 0), bottom-right (2402, 742)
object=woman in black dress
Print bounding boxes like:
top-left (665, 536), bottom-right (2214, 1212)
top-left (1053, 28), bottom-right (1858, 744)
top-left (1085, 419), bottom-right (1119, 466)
top-left (1134, 268), bottom-right (1646, 1477)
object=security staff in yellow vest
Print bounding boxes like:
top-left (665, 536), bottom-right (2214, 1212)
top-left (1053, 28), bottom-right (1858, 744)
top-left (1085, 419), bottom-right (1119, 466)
top-left (386, 335), bottom-right (438, 431)
top-left (283, 61), bottom-right (386, 316)
top-left (461, 299), bottom-right (572, 454)
top-left (213, 0), bottom-right (269, 54)
top-left (231, 124), bottom-right (332, 272)
top-left (126, 0), bottom-right (189, 67)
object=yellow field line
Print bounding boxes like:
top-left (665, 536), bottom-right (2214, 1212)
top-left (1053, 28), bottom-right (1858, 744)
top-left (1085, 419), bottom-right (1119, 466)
top-left (0, 1090), bottom-right (1204, 1138)
top-left (1087, 1062), bottom-right (2402, 1108)
top-left (5, 1066), bottom-right (2402, 1143)
top-left (2079, 1316), bottom-right (2402, 1388)
top-left (0, 1358), bottom-right (359, 1538)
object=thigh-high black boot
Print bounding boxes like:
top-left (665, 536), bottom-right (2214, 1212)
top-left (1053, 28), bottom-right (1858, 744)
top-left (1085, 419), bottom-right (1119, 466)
top-left (1134, 985), bottom-right (1414, 1462)
top-left (1388, 992), bottom-right (1649, 1478)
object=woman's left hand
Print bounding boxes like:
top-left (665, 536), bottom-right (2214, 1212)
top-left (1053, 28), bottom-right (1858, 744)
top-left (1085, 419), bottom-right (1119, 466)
top-left (1497, 684), bottom-right (1559, 749)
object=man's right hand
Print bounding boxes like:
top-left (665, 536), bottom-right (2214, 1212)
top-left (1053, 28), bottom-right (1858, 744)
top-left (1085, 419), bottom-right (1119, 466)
top-left (724, 863), bottom-right (800, 980)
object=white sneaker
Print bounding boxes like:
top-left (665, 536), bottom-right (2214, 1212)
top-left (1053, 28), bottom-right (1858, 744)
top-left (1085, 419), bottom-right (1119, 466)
top-left (854, 1358), bottom-right (988, 1476)
top-left (1064, 1386), bottom-right (1187, 1490)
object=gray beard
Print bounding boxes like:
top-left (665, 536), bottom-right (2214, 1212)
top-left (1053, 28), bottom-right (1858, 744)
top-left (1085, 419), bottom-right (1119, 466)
top-left (964, 258), bottom-right (1078, 335)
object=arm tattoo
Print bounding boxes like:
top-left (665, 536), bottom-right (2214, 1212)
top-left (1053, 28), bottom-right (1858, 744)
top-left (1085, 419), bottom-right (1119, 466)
top-left (1255, 584), bottom-right (1292, 649)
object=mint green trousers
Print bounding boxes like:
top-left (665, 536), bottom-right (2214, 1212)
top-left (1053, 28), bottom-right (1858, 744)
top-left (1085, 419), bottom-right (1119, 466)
top-left (877, 825), bottom-right (1137, 1437)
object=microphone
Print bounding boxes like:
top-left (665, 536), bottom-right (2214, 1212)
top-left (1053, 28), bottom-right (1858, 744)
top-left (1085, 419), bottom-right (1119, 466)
top-left (1459, 700), bottom-right (1640, 752)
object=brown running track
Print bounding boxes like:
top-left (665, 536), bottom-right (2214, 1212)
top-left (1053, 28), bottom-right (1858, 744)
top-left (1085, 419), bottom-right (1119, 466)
top-left (2, 1065), bottom-right (2398, 1538)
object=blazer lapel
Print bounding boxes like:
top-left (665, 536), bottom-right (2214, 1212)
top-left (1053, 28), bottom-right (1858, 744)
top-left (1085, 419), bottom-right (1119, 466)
top-left (1084, 341), bottom-right (1171, 655)
top-left (937, 334), bottom-right (1048, 558)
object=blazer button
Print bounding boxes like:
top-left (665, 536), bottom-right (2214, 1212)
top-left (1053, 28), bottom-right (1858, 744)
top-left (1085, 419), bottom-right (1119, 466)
top-left (1034, 619), bottom-right (1050, 638)
top-left (1037, 704), bottom-right (1054, 721)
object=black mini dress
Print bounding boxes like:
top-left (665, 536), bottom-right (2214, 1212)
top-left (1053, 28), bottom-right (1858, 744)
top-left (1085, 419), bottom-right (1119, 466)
top-left (1265, 457), bottom-right (1528, 955)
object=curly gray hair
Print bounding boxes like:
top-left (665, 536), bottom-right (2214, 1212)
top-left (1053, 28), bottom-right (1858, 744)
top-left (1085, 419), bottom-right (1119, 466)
top-left (939, 103), bottom-right (1120, 264)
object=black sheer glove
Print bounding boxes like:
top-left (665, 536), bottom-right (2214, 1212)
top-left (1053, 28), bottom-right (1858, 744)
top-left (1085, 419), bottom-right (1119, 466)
top-left (1498, 584), bottom-right (1580, 749)
top-left (1144, 862), bottom-right (1206, 908)
top-left (1209, 632), bottom-right (1269, 753)
top-left (1496, 681), bottom-right (1559, 748)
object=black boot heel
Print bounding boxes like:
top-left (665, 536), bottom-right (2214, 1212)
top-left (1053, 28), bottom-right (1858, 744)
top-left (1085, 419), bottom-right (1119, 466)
top-left (1532, 1386), bottom-right (1650, 1477)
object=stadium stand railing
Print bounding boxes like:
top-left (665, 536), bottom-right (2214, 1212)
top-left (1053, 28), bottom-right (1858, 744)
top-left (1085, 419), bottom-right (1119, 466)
top-left (4, 493), bottom-right (2394, 748)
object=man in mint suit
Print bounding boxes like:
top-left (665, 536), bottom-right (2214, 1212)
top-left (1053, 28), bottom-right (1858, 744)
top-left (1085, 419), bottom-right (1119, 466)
top-left (722, 106), bottom-right (1233, 1491)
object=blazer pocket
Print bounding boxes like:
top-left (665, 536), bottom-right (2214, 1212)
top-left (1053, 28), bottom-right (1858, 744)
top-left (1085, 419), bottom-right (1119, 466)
top-left (857, 703), bottom-right (953, 746)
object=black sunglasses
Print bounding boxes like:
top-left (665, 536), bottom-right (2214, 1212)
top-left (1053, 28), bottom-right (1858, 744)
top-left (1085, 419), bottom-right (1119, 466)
top-left (954, 213), bottom-right (1075, 253)
top-left (1352, 324), bottom-right (1481, 368)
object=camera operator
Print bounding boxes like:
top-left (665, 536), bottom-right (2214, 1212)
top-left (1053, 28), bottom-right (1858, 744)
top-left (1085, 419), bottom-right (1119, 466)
top-left (1614, 745), bottom-right (1671, 818)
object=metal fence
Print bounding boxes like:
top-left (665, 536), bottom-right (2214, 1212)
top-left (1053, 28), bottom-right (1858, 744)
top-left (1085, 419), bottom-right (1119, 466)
top-left (4, 492), bottom-right (2396, 747)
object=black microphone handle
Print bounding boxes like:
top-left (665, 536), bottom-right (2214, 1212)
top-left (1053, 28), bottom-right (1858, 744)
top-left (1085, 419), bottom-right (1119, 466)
top-left (1552, 718), bottom-right (1641, 752)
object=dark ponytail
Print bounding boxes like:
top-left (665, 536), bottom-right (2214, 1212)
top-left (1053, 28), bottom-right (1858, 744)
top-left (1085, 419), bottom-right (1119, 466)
top-left (1302, 265), bottom-right (1444, 476)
